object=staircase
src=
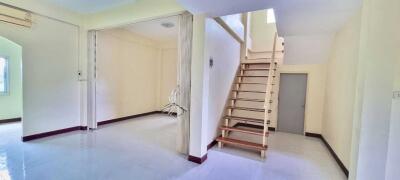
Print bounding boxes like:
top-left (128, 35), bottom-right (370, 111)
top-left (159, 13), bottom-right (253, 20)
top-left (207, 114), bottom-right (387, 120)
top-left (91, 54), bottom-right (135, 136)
top-left (216, 33), bottom-right (283, 158)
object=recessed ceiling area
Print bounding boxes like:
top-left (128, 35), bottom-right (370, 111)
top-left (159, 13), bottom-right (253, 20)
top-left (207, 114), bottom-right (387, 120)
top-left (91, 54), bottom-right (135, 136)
top-left (38, 0), bottom-right (137, 14)
top-left (123, 16), bottom-right (178, 43)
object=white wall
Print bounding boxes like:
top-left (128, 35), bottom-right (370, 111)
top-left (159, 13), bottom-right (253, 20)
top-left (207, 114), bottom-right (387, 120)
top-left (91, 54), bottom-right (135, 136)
top-left (159, 44), bottom-right (178, 108)
top-left (0, 15), bottom-right (81, 136)
top-left (96, 29), bottom-right (160, 122)
top-left (349, 0), bottom-right (400, 179)
top-left (283, 35), bottom-right (334, 64)
top-left (96, 29), bottom-right (177, 121)
top-left (205, 18), bottom-right (241, 144)
top-left (385, 59), bottom-right (400, 180)
top-left (322, 13), bottom-right (361, 169)
top-left (250, 10), bottom-right (279, 52)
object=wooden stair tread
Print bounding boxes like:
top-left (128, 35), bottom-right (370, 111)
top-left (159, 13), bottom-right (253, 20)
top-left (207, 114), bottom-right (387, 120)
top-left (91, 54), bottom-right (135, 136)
top-left (237, 75), bottom-right (275, 78)
top-left (225, 115), bottom-right (265, 123)
top-left (248, 50), bottom-right (284, 54)
top-left (230, 98), bottom-right (265, 102)
top-left (216, 137), bottom-right (267, 150)
top-left (241, 61), bottom-right (278, 65)
top-left (245, 57), bottom-right (274, 60)
top-left (233, 82), bottom-right (267, 85)
top-left (234, 82), bottom-right (275, 85)
top-left (242, 68), bottom-right (275, 71)
top-left (230, 98), bottom-right (273, 103)
top-left (220, 126), bottom-right (268, 136)
top-left (232, 90), bottom-right (266, 93)
top-left (227, 106), bottom-right (265, 112)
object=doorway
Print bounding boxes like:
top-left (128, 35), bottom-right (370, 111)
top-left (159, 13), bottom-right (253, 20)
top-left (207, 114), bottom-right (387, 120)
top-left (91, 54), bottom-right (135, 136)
top-left (277, 73), bottom-right (307, 135)
top-left (87, 13), bottom-right (192, 154)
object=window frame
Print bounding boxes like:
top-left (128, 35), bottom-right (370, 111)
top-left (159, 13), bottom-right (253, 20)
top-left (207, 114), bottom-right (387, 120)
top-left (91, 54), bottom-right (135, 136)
top-left (0, 56), bottom-right (10, 96)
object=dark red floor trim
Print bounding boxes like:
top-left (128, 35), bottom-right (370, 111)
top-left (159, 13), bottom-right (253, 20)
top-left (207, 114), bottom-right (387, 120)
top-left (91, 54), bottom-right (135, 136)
top-left (207, 140), bottom-right (218, 150)
top-left (22, 126), bottom-right (86, 142)
top-left (0, 117), bottom-right (21, 124)
top-left (21, 111), bottom-right (171, 142)
top-left (188, 154), bottom-right (208, 164)
top-left (305, 132), bottom-right (349, 177)
top-left (97, 111), bottom-right (160, 126)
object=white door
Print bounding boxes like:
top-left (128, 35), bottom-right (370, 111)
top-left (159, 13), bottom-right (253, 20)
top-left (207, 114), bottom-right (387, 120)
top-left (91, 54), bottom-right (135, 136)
top-left (278, 73), bottom-right (307, 135)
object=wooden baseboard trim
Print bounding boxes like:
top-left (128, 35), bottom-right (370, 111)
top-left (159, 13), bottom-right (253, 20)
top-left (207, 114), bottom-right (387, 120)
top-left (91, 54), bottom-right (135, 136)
top-left (97, 111), bottom-right (160, 126)
top-left (305, 132), bottom-right (349, 177)
top-left (0, 117), bottom-right (22, 124)
top-left (207, 140), bottom-right (218, 150)
top-left (188, 154), bottom-right (208, 164)
top-left (22, 126), bottom-right (87, 142)
top-left (234, 123), bottom-right (276, 131)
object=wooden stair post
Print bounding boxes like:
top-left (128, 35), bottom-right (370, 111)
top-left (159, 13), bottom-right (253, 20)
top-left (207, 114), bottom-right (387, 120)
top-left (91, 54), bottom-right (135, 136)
top-left (261, 32), bottom-right (278, 158)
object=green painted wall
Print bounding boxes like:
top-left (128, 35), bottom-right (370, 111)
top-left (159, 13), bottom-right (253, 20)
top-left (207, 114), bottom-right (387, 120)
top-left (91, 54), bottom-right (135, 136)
top-left (0, 36), bottom-right (22, 120)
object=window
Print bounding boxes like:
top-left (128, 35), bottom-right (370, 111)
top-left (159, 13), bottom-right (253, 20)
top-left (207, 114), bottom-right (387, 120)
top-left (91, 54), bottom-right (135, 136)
top-left (267, 8), bottom-right (276, 24)
top-left (0, 57), bottom-right (9, 95)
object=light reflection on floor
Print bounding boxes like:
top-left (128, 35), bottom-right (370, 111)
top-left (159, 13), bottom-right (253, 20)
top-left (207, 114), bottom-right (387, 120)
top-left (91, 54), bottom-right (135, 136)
top-left (0, 115), bottom-right (346, 180)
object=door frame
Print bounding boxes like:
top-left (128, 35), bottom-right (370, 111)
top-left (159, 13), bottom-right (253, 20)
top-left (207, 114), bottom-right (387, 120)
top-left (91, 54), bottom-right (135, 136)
top-left (277, 72), bottom-right (309, 135)
top-left (86, 12), bottom-right (193, 154)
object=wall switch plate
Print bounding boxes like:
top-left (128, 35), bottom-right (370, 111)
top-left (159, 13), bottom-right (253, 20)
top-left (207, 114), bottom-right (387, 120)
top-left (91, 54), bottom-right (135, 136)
top-left (393, 91), bottom-right (400, 99)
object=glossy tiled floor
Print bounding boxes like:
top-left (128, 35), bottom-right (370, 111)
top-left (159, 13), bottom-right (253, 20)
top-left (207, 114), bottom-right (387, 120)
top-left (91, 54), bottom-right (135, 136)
top-left (0, 114), bottom-right (346, 180)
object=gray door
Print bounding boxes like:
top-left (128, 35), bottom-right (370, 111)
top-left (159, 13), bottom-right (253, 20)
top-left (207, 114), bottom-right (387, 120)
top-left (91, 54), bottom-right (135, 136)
top-left (278, 74), bottom-right (307, 135)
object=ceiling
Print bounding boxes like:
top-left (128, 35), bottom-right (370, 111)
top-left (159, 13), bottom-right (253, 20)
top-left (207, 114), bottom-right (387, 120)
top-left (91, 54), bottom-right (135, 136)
top-left (177, 0), bottom-right (362, 36)
top-left (123, 16), bottom-right (178, 43)
top-left (38, 0), bottom-right (137, 14)
top-left (177, 0), bottom-right (361, 64)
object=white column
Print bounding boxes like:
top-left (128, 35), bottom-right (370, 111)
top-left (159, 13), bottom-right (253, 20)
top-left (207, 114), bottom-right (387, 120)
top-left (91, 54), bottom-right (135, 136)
top-left (189, 14), bottom-right (209, 159)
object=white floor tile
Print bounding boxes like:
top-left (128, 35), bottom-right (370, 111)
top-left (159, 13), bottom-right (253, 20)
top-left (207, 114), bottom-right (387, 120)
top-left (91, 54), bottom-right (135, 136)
top-left (0, 115), bottom-right (346, 180)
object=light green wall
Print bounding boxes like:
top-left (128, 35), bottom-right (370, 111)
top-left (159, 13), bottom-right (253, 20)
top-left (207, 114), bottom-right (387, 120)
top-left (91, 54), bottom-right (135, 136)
top-left (0, 36), bottom-right (22, 120)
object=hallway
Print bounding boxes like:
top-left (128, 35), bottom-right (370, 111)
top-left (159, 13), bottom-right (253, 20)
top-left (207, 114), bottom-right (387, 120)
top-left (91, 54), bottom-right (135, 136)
top-left (0, 114), bottom-right (345, 180)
